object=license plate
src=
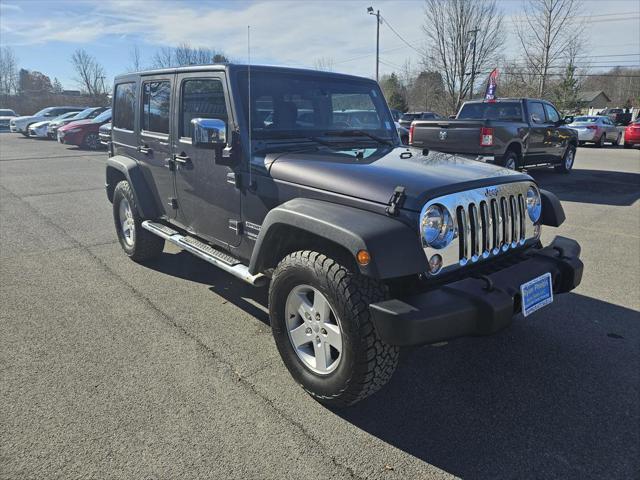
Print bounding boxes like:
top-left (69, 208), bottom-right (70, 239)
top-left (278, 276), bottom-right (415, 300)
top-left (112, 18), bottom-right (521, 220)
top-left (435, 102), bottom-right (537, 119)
top-left (520, 272), bottom-right (553, 317)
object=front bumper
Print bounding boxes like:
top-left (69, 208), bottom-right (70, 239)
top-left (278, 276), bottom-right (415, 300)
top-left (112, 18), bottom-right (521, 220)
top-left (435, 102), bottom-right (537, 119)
top-left (370, 236), bottom-right (583, 346)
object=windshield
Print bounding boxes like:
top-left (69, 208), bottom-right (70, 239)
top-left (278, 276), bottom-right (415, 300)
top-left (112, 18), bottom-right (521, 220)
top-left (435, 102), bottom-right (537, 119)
top-left (236, 70), bottom-right (395, 145)
top-left (0, 109), bottom-right (16, 116)
top-left (33, 107), bottom-right (55, 116)
top-left (458, 102), bottom-right (523, 121)
top-left (92, 109), bottom-right (111, 123)
top-left (56, 111), bottom-right (81, 120)
top-left (573, 116), bottom-right (598, 123)
top-left (73, 108), bottom-right (100, 120)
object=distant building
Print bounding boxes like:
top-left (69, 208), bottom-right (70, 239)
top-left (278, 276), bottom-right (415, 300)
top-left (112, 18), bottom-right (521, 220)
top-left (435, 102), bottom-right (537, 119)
top-left (577, 91), bottom-right (611, 114)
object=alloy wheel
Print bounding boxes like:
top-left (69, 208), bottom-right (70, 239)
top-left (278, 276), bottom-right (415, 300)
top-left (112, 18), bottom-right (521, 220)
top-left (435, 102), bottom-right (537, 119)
top-left (118, 198), bottom-right (136, 247)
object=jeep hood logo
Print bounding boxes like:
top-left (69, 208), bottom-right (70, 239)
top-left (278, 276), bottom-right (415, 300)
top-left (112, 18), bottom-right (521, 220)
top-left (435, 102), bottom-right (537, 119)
top-left (439, 130), bottom-right (448, 140)
top-left (485, 187), bottom-right (499, 197)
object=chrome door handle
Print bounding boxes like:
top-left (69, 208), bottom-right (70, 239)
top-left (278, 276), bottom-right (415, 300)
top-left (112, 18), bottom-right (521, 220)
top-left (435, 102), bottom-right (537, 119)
top-left (138, 145), bottom-right (151, 154)
top-left (174, 153), bottom-right (191, 164)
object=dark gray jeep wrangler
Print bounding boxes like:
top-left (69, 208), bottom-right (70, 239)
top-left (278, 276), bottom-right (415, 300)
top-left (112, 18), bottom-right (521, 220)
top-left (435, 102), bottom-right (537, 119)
top-left (106, 65), bottom-right (583, 407)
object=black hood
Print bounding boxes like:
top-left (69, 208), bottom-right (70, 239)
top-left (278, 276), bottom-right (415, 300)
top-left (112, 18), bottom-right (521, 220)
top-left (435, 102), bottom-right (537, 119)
top-left (267, 147), bottom-right (530, 212)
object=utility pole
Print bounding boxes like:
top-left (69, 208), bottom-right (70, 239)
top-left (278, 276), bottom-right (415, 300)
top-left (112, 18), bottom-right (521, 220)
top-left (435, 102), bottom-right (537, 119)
top-left (367, 6), bottom-right (381, 82)
top-left (468, 28), bottom-right (480, 99)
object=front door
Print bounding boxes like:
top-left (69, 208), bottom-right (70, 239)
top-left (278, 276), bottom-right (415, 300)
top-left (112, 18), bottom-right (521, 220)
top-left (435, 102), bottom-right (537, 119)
top-left (172, 73), bottom-right (241, 248)
top-left (138, 76), bottom-right (176, 218)
top-left (543, 102), bottom-right (565, 161)
top-left (525, 101), bottom-right (550, 165)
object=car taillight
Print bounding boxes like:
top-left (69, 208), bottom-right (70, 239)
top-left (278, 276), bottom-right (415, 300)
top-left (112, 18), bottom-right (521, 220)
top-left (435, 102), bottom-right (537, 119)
top-left (586, 125), bottom-right (597, 130)
top-left (409, 124), bottom-right (415, 144)
top-left (480, 127), bottom-right (493, 146)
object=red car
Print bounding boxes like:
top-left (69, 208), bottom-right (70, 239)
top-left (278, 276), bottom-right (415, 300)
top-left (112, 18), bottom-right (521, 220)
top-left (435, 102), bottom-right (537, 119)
top-left (624, 120), bottom-right (640, 149)
top-left (57, 109), bottom-right (111, 150)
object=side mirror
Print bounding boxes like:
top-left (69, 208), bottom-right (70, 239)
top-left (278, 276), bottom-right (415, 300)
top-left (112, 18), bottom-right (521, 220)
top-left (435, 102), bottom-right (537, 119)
top-left (191, 118), bottom-right (227, 148)
top-left (563, 115), bottom-right (574, 125)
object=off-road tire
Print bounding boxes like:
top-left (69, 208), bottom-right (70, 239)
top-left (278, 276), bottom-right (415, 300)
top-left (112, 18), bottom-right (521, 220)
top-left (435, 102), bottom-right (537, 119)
top-left (555, 145), bottom-right (576, 174)
top-left (113, 180), bottom-right (164, 262)
top-left (269, 250), bottom-right (399, 407)
top-left (501, 150), bottom-right (518, 170)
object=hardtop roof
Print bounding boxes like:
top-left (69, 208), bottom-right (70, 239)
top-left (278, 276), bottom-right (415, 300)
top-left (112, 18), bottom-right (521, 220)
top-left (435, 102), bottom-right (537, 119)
top-left (114, 63), bottom-right (376, 84)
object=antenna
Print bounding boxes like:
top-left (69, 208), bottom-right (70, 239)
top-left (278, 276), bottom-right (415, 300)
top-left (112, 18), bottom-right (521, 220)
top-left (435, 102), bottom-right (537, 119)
top-left (247, 25), bottom-right (253, 190)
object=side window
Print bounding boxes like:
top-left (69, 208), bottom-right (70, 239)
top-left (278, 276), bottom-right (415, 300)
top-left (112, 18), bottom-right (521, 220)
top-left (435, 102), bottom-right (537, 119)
top-left (142, 81), bottom-right (171, 134)
top-left (113, 82), bottom-right (136, 130)
top-left (180, 78), bottom-right (227, 138)
top-left (544, 104), bottom-right (560, 124)
top-left (529, 102), bottom-right (546, 124)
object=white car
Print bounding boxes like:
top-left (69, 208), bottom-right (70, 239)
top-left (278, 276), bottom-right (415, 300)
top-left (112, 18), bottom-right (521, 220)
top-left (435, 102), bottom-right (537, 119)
top-left (0, 108), bottom-right (18, 131)
top-left (10, 106), bottom-right (85, 136)
top-left (568, 115), bottom-right (621, 147)
top-left (28, 111), bottom-right (82, 138)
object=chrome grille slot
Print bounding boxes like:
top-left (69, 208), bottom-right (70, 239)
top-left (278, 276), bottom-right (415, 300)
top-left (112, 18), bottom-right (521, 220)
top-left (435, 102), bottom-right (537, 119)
top-left (420, 181), bottom-right (539, 275)
top-left (479, 201), bottom-right (489, 255)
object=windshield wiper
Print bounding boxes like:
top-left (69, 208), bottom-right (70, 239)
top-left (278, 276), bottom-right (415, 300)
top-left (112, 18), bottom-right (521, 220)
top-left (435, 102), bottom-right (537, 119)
top-left (323, 130), bottom-right (395, 147)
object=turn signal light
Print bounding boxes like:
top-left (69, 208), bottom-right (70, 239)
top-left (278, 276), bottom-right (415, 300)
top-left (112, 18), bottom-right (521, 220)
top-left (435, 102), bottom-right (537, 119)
top-left (356, 250), bottom-right (371, 266)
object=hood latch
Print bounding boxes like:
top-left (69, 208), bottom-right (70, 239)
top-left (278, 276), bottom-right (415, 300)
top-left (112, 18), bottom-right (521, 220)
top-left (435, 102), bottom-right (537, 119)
top-left (386, 186), bottom-right (406, 216)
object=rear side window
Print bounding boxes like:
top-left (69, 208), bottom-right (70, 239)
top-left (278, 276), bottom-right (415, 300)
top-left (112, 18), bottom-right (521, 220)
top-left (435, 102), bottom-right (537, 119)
top-left (180, 79), bottom-right (227, 138)
top-left (528, 102), bottom-right (546, 124)
top-left (113, 82), bottom-right (136, 130)
top-left (543, 104), bottom-right (560, 123)
top-left (142, 81), bottom-right (171, 134)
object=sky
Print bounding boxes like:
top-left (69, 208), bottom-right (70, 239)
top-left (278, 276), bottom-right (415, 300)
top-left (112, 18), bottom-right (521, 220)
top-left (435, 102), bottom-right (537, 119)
top-left (1, 0), bottom-right (639, 89)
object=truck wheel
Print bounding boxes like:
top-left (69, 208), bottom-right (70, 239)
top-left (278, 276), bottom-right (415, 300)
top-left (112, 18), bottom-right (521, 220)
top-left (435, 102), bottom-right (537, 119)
top-left (555, 145), bottom-right (575, 174)
top-left (112, 180), bottom-right (164, 261)
top-left (269, 250), bottom-right (399, 407)
top-left (501, 150), bottom-right (518, 170)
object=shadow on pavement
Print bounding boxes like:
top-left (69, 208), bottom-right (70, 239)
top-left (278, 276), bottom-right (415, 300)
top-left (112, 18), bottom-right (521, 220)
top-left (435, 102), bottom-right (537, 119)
top-left (529, 168), bottom-right (640, 206)
top-left (336, 293), bottom-right (639, 478)
top-left (143, 250), bottom-right (270, 325)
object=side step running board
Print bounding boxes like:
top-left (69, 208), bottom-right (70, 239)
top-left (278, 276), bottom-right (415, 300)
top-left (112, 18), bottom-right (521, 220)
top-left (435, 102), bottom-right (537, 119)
top-left (141, 221), bottom-right (267, 287)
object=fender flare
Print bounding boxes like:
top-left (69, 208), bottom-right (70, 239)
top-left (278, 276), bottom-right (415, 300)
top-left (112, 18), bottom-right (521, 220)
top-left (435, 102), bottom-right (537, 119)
top-left (540, 189), bottom-right (565, 227)
top-left (105, 155), bottom-right (159, 219)
top-left (248, 198), bottom-right (428, 279)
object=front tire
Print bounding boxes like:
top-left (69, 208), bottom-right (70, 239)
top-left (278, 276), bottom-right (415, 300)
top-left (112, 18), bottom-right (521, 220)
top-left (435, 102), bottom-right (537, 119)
top-left (555, 145), bottom-right (576, 174)
top-left (113, 180), bottom-right (164, 262)
top-left (269, 251), bottom-right (399, 407)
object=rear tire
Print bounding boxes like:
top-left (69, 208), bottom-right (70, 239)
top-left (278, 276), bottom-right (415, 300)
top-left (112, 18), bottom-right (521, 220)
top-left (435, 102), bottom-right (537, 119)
top-left (113, 180), bottom-right (164, 262)
top-left (269, 250), bottom-right (399, 407)
top-left (595, 134), bottom-right (605, 148)
top-left (613, 133), bottom-right (621, 146)
top-left (83, 132), bottom-right (100, 150)
top-left (555, 145), bottom-right (576, 174)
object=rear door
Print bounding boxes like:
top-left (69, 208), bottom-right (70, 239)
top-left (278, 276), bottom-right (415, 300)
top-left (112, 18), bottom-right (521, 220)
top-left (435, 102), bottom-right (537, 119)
top-left (137, 75), bottom-right (176, 219)
top-left (172, 72), bottom-right (241, 247)
top-left (525, 101), bottom-right (549, 165)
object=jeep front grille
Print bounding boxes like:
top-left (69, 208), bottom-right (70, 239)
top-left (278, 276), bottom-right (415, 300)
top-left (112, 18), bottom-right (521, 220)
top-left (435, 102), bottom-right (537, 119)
top-left (421, 181), bottom-right (539, 275)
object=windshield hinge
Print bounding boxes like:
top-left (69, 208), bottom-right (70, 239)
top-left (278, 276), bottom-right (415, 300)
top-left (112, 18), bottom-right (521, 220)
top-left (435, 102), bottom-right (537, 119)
top-left (386, 186), bottom-right (406, 216)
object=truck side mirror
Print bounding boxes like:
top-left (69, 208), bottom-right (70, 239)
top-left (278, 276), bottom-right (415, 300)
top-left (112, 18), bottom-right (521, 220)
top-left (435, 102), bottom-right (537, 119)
top-left (563, 115), bottom-right (574, 125)
top-left (191, 118), bottom-right (227, 148)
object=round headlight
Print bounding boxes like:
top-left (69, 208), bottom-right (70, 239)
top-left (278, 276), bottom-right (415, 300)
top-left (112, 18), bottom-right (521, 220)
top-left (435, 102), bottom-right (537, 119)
top-left (421, 204), bottom-right (454, 249)
top-left (526, 186), bottom-right (542, 223)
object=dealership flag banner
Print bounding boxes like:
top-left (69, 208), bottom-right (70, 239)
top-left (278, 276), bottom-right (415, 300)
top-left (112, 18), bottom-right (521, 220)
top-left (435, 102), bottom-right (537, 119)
top-left (485, 68), bottom-right (499, 101)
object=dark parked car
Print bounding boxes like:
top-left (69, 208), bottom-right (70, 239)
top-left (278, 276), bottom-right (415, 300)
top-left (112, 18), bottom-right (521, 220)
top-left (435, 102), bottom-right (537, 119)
top-left (598, 107), bottom-right (632, 126)
top-left (47, 106), bottom-right (108, 138)
top-left (58, 109), bottom-right (111, 149)
top-left (398, 111), bottom-right (442, 128)
top-left (106, 65), bottom-right (582, 407)
top-left (410, 98), bottom-right (578, 173)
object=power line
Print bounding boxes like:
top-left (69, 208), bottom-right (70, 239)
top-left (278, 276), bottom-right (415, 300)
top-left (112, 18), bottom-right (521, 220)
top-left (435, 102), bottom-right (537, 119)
top-left (378, 14), bottom-right (425, 57)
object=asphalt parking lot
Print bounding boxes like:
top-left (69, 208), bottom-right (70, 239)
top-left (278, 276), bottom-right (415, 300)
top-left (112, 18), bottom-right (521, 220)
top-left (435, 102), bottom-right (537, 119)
top-left (1, 133), bottom-right (638, 479)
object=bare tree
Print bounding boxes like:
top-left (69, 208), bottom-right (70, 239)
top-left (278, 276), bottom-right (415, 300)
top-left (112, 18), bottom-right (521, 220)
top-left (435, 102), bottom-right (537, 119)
top-left (313, 57), bottom-right (335, 71)
top-left (422, 0), bottom-right (505, 112)
top-left (128, 44), bottom-right (143, 72)
top-left (152, 43), bottom-right (228, 68)
top-left (515, 0), bottom-right (583, 96)
top-left (0, 46), bottom-right (19, 95)
top-left (71, 49), bottom-right (108, 97)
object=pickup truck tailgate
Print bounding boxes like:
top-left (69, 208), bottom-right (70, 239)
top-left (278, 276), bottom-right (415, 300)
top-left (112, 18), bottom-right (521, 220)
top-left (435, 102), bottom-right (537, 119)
top-left (410, 120), bottom-right (486, 154)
